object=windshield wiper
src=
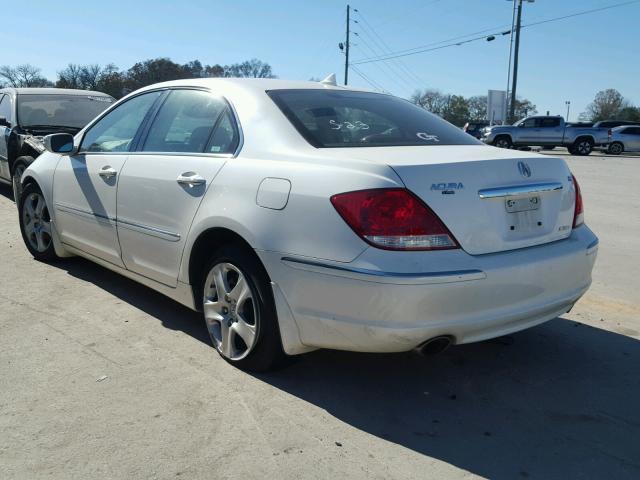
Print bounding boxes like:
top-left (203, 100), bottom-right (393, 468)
top-left (24, 124), bottom-right (80, 133)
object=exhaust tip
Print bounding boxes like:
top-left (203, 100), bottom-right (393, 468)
top-left (415, 336), bottom-right (453, 356)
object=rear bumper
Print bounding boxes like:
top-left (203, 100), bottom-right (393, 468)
top-left (258, 226), bottom-right (598, 353)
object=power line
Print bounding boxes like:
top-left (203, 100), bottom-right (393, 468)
top-left (352, 32), bottom-right (417, 92)
top-left (352, 0), bottom-right (640, 65)
top-left (350, 64), bottom-right (388, 92)
top-left (353, 9), bottom-right (426, 86)
top-left (353, 29), bottom-right (417, 89)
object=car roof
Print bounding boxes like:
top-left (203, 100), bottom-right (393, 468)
top-left (133, 77), bottom-right (377, 96)
top-left (0, 87), bottom-right (113, 97)
top-left (612, 125), bottom-right (639, 131)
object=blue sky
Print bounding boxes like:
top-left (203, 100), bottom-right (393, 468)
top-left (5, 0), bottom-right (639, 119)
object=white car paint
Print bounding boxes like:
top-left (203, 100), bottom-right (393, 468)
top-left (21, 78), bottom-right (598, 356)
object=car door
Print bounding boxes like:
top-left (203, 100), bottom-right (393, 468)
top-left (53, 90), bottom-right (163, 266)
top-left (538, 117), bottom-right (563, 144)
top-left (623, 127), bottom-right (640, 151)
top-left (0, 94), bottom-right (13, 180)
top-left (516, 117), bottom-right (539, 144)
top-left (116, 88), bottom-right (239, 286)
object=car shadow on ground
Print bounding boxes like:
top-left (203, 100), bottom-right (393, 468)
top-left (256, 319), bottom-right (640, 479)
top-left (57, 257), bottom-right (210, 344)
top-left (48, 255), bottom-right (640, 479)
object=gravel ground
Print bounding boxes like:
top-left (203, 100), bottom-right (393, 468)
top-left (0, 152), bottom-right (639, 479)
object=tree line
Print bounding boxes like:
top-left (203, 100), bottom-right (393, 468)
top-left (410, 89), bottom-right (537, 126)
top-left (2, 61), bottom-right (637, 125)
top-left (410, 87), bottom-right (639, 126)
top-left (0, 58), bottom-right (276, 98)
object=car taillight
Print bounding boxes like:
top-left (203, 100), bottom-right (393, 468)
top-left (330, 188), bottom-right (459, 250)
top-left (572, 174), bottom-right (584, 228)
top-left (608, 129), bottom-right (612, 139)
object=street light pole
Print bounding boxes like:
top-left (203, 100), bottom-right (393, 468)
top-left (565, 101), bottom-right (571, 122)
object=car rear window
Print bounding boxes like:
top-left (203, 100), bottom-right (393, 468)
top-left (267, 89), bottom-right (479, 148)
top-left (17, 94), bottom-right (114, 129)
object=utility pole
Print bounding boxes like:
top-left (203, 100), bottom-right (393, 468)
top-left (508, 0), bottom-right (523, 123)
top-left (344, 4), bottom-right (350, 85)
top-left (565, 101), bottom-right (571, 121)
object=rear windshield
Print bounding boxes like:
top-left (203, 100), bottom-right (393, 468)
top-left (17, 94), bottom-right (115, 129)
top-left (267, 89), bottom-right (479, 148)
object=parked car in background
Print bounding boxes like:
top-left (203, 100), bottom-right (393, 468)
top-left (566, 122), bottom-right (594, 128)
top-left (0, 87), bottom-right (115, 199)
top-left (592, 120), bottom-right (640, 129)
top-left (463, 121), bottom-right (489, 139)
top-left (18, 78), bottom-right (597, 372)
top-left (481, 115), bottom-right (610, 155)
top-left (603, 125), bottom-right (640, 154)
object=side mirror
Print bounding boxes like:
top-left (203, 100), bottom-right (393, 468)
top-left (44, 133), bottom-right (76, 154)
top-left (0, 116), bottom-right (10, 128)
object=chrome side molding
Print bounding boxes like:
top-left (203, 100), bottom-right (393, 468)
top-left (478, 182), bottom-right (563, 199)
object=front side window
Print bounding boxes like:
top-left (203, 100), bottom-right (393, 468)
top-left (142, 90), bottom-right (228, 153)
top-left (268, 89), bottom-right (478, 148)
top-left (80, 91), bottom-right (162, 153)
top-left (520, 118), bottom-right (538, 128)
top-left (17, 94), bottom-right (114, 133)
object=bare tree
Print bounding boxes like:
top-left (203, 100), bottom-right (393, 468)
top-left (224, 59), bottom-right (275, 78)
top-left (80, 64), bottom-right (103, 90)
top-left (583, 89), bottom-right (627, 121)
top-left (410, 89), bottom-right (449, 116)
top-left (56, 64), bottom-right (83, 89)
top-left (0, 64), bottom-right (51, 87)
top-left (467, 95), bottom-right (487, 121)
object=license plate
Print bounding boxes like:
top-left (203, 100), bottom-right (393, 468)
top-left (505, 195), bottom-right (540, 213)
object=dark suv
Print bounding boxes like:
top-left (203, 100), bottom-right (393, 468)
top-left (463, 121), bottom-right (490, 139)
top-left (592, 120), bottom-right (640, 129)
top-left (0, 87), bottom-right (114, 198)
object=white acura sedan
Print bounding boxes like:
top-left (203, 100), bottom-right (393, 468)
top-left (18, 78), bottom-right (598, 371)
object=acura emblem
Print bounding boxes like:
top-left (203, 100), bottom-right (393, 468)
top-left (518, 161), bottom-right (531, 178)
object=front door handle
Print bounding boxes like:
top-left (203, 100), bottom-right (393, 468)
top-left (177, 172), bottom-right (206, 187)
top-left (99, 166), bottom-right (117, 179)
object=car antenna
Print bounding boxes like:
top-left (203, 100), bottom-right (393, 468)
top-left (320, 73), bottom-right (337, 86)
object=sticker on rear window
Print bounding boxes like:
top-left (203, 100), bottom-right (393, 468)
top-left (417, 132), bottom-right (439, 142)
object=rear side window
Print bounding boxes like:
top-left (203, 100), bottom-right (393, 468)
top-left (624, 127), bottom-right (640, 135)
top-left (142, 89), bottom-right (231, 153)
top-left (540, 118), bottom-right (560, 127)
top-left (267, 89), bottom-right (478, 148)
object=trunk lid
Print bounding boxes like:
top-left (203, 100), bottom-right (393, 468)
top-left (325, 145), bottom-right (576, 255)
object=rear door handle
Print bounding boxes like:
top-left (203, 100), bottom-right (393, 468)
top-left (177, 172), bottom-right (206, 187)
top-left (99, 166), bottom-right (117, 179)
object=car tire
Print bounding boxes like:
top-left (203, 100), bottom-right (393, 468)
top-left (18, 182), bottom-right (58, 261)
top-left (608, 142), bottom-right (624, 155)
top-left (571, 138), bottom-right (593, 156)
top-left (200, 244), bottom-right (286, 372)
top-left (12, 156), bottom-right (32, 203)
top-left (493, 136), bottom-right (512, 149)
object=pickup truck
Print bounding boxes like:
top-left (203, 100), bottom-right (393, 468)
top-left (481, 116), bottom-right (611, 155)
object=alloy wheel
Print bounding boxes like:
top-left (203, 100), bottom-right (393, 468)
top-left (576, 141), bottom-right (592, 155)
top-left (496, 139), bottom-right (510, 149)
top-left (203, 262), bottom-right (258, 360)
top-left (609, 143), bottom-right (623, 155)
top-left (22, 192), bottom-right (52, 253)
